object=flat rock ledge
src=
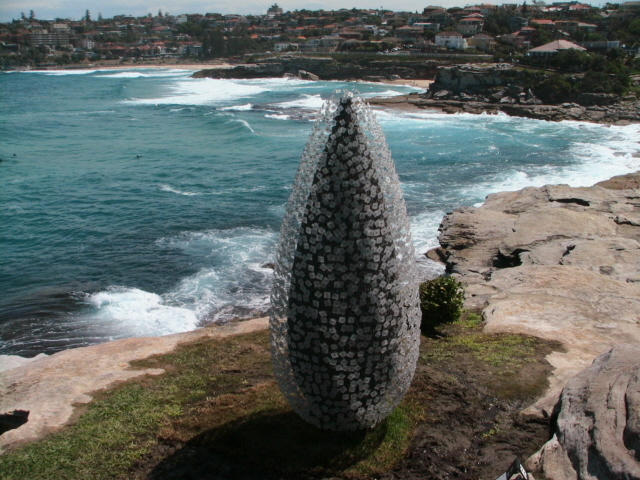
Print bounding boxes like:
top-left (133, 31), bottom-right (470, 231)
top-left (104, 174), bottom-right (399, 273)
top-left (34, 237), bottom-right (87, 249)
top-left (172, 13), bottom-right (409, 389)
top-left (526, 344), bottom-right (640, 480)
top-left (0, 317), bottom-right (268, 452)
top-left (435, 171), bottom-right (640, 416)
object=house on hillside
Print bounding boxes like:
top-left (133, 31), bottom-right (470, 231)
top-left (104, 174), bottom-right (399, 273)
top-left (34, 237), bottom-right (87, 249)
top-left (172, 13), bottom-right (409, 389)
top-left (528, 39), bottom-right (586, 56)
top-left (530, 19), bottom-right (555, 29)
top-left (468, 33), bottom-right (495, 51)
top-left (457, 15), bottom-right (484, 35)
top-left (413, 22), bottom-right (440, 32)
top-left (435, 31), bottom-right (467, 49)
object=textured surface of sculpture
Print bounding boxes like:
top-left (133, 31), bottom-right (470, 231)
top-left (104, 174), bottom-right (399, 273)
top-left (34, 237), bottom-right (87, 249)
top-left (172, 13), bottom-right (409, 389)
top-left (270, 93), bottom-right (420, 431)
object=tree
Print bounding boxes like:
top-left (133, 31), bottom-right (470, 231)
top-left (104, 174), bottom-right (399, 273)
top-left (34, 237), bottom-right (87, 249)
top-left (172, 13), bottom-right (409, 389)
top-left (29, 10), bottom-right (35, 20)
top-left (98, 12), bottom-right (103, 21)
top-left (85, 9), bottom-right (91, 22)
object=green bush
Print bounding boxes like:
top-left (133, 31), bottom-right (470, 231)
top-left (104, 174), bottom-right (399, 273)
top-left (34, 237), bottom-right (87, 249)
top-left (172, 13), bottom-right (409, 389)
top-left (419, 276), bottom-right (465, 332)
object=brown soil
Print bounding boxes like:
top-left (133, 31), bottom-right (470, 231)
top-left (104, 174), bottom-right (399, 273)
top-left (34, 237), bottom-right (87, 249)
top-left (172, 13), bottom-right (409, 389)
top-left (124, 318), bottom-right (559, 480)
top-left (384, 326), bottom-right (557, 480)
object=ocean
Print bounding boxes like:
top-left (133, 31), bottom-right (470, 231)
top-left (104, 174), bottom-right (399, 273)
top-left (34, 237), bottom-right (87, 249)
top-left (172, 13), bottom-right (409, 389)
top-left (1, 67), bottom-right (637, 357)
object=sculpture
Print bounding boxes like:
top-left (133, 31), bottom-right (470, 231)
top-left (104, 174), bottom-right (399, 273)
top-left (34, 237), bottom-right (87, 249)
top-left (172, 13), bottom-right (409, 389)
top-left (270, 93), bottom-right (420, 431)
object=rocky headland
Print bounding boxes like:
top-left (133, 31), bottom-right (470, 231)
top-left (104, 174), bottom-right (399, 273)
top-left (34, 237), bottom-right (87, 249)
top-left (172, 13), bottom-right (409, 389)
top-left (370, 63), bottom-right (640, 125)
top-left (432, 171), bottom-right (640, 479)
top-left (194, 60), bottom-right (640, 124)
top-left (192, 54), bottom-right (442, 82)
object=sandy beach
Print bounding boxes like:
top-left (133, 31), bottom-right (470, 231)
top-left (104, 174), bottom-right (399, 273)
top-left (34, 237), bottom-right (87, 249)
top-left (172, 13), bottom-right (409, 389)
top-left (9, 61), bottom-right (234, 71)
top-left (9, 61), bottom-right (434, 90)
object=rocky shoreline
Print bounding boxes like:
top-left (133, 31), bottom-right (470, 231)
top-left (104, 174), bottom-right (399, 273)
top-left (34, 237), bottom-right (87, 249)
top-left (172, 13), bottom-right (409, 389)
top-left (432, 171), bottom-right (640, 479)
top-left (432, 171), bottom-right (640, 410)
top-left (370, 64), bottom-right (640, 125)
top-left (370, 92), bottom-right (640, 125)
top-left (193, 60), bottom-right (640, 125)
top-left (0, 317), bottom-right (268, 452)
top-left (192, 54), bottom-right (441, 82)
top-left (2, 173), bottom-right (639, 478)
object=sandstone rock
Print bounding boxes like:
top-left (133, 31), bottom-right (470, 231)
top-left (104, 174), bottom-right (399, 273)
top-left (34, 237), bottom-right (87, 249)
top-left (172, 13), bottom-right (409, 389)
top-left (297, 69), bottom-right (319, 81)
top-left (370, 91), bottom-right (640, 125)
top-left (425, 246), bottom-right (447, 263)
top-left (437, 172), bottom-right (640, 414)
top-left (597, 172), bottom-right (640, 190)
top-left (482, 266), bottom-right (640, 414)
top-left (0, 317), bottom-right (268, 452)
top-left (0, 353), bottom-right (48, 373)
top-left (527, 344), bottom-right (640, 480)
top-left (193, 56), bottom-right (439, 82)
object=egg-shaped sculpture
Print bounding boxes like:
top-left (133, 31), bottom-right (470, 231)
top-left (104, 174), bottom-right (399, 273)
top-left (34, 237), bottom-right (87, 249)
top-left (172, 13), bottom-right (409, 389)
top-left (270, 93), bottom-right (420, 431)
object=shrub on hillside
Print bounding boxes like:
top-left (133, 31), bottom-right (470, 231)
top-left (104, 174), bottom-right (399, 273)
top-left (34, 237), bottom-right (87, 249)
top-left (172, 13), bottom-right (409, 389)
top-left (419, 276), bottom-right (465, 333)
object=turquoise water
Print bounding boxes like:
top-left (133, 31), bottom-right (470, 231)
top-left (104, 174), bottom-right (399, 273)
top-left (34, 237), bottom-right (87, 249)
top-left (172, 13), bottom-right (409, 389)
top-left (1, 68), bottom-right (638, 356)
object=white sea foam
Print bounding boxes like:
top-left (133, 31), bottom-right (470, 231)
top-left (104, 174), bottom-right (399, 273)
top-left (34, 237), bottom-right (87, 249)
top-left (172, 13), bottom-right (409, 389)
top-left (239, 77), bottom-right (309, 87)
top-left (361, 89), bottom-right (403, 98)
top-left (220, 103), bottom-right (253, 111)
top-left (96, 71), bottom-right (147, 78)
top-left (86, 287), bottom-right (199, 337)
top-left (231, 118), bottom-right (256, 134)
top-left (273, 94), bottom-right (324, 110)
top-left (23, 69), bottom-right (98, 75)
top-left (159, 184), bottom-right (201, 196)
top-left (95, 69), bottom-right (190, 79)
top-left (457, 122), bottom-right (639, 204)
top-left (265, 113), bottom-right (291, 120)
top-left (157, 227), bottom-right (278, 322)
top-left (125, 78), bottom-right (267, 106)
top-left (410, 209), bottom-right (446, 255)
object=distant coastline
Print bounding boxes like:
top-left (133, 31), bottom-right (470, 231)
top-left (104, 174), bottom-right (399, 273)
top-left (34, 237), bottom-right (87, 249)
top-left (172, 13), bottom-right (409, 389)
top-left (7, 58), bottom-right (638, 125)
top-left (6, 60), bottom-right (434, 90)
top-left (4, 60), bottom-right (234, 71)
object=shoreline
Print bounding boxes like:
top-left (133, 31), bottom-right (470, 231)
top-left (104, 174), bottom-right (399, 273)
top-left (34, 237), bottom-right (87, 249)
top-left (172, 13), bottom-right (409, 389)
top-left (3, 61), bottom-right (234, 72)
top-left (6, 61), bottom-right (637, 125)
top-left (369, 93), bottom-right (640, 125)
top-left (6, 62), bottom-right (433, 89)
top-left (0, 316), bottom-right (269, 451)
top-left (433, 170), bottom-right (640, 415)
top-left (1, 171), bottom-right (638, 474)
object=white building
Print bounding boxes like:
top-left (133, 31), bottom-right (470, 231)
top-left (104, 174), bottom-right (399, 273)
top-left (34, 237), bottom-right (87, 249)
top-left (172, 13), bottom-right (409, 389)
top-left (435, 31), bottom-right (467, 49)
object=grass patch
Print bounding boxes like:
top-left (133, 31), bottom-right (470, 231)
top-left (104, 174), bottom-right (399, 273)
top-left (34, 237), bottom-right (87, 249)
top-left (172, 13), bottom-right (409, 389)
top-left (0, 313), bottom-right (556, 479)
top-left (0, 330), bottom-right (416, 480)
top-left (420, 310), bottom-right (555, 402)
top-left (453, 311), bottom-right (484, 329)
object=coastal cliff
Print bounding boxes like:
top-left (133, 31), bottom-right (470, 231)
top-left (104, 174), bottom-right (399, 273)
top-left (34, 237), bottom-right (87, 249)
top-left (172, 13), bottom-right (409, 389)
top-left (434, 171), bottom-right (640, 412)
top-left (433, 171), bottom-right (640, 480)
top-left (192, 55), bottom-right (441, 82)
top-left (370, 63), bottom-right (640, 124)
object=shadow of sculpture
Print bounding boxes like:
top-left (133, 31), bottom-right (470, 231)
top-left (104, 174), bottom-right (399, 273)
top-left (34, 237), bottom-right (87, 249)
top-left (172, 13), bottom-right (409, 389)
top-left (149, 409), bottom-right (388, 479)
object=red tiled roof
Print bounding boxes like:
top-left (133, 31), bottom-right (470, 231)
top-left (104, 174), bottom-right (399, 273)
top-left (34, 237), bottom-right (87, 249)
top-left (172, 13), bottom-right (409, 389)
top-left (531, 19), bottom-right (555, 25)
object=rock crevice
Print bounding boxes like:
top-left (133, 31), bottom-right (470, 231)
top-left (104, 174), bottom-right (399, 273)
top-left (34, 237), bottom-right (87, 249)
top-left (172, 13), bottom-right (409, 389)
top-left (434, 172), bottom-right (640, 415)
